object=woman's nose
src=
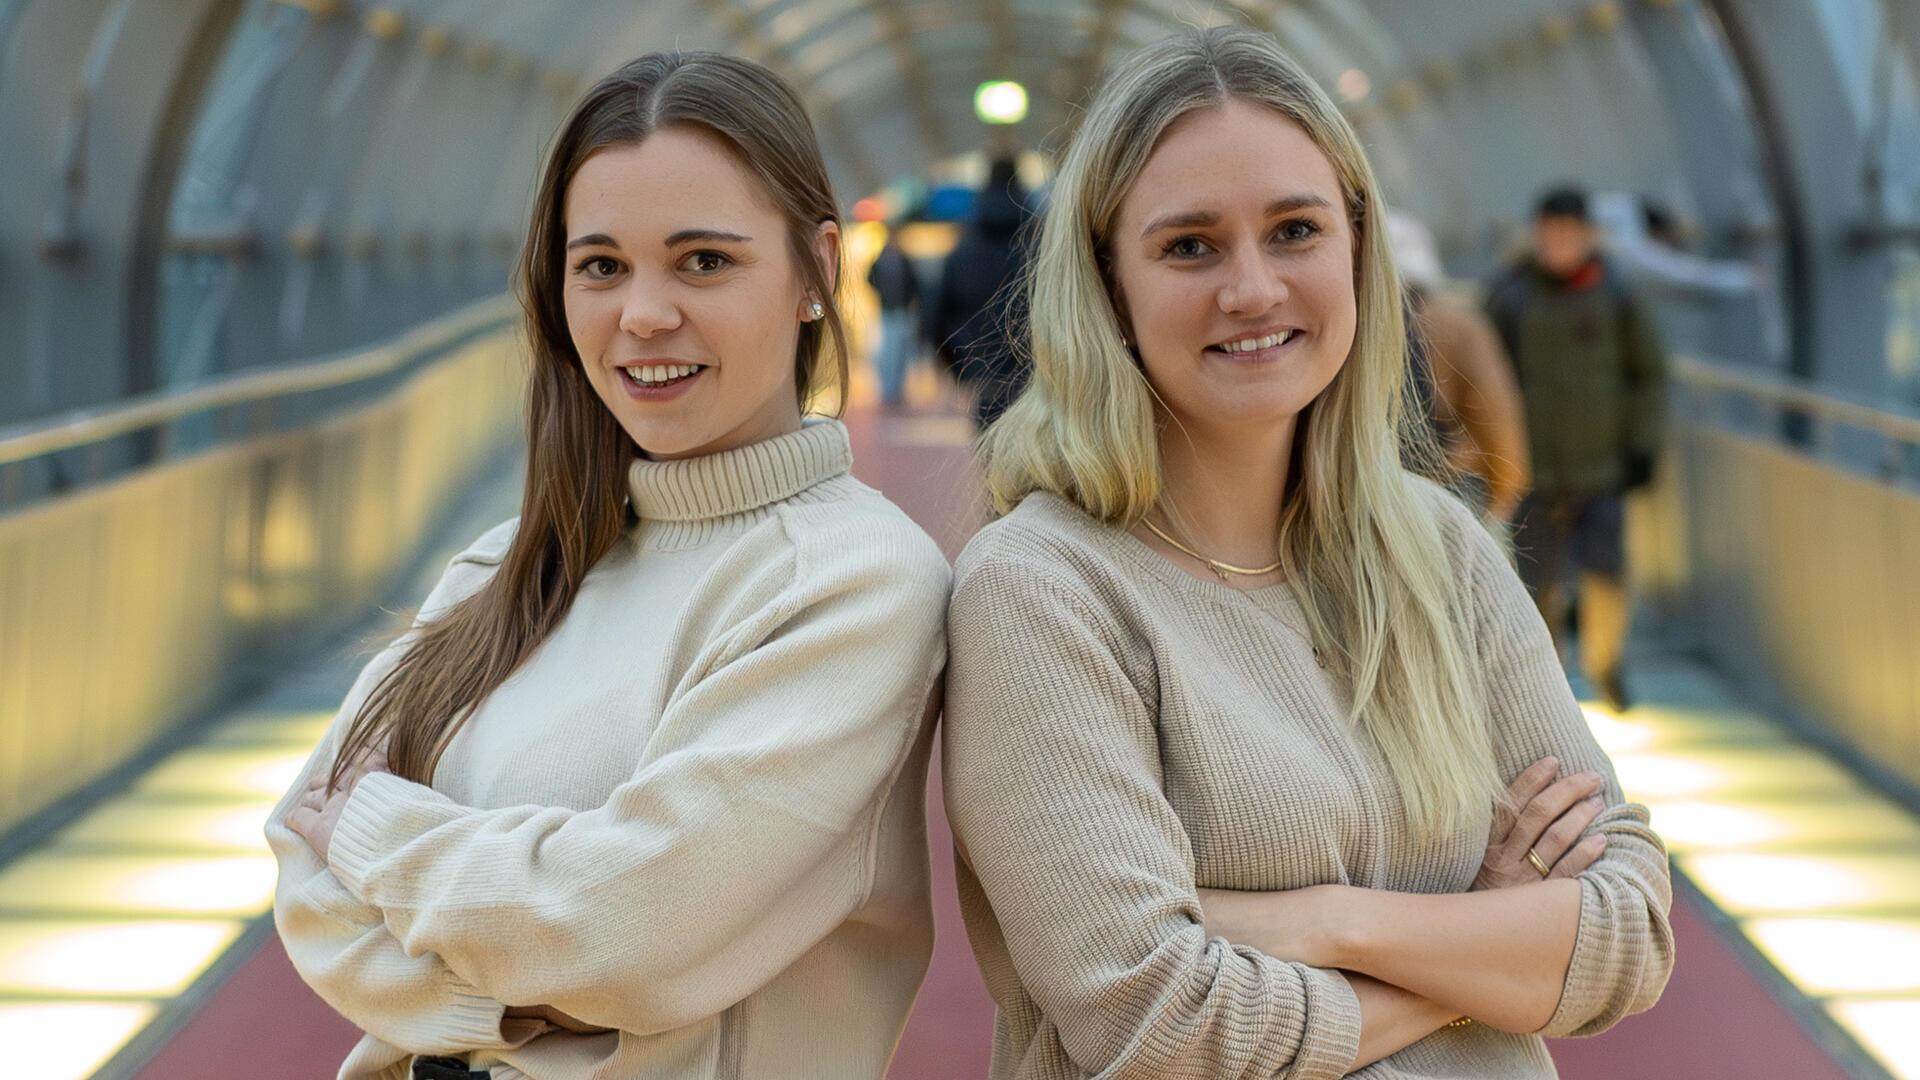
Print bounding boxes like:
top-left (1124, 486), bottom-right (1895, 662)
top-left (618, 281), bottom-right (681, 339)
top-left (1217, 249), bottom-right (1289, 317)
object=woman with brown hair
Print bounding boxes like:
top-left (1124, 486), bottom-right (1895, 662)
top-left (266, 51), bottom-right (949, 1080)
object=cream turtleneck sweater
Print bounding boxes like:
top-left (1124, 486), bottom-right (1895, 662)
top-left (267, 420), bottom-right (951, 1080)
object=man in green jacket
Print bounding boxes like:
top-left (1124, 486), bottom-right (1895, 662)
top-left (1485, 186), bottom-right (1668, 712)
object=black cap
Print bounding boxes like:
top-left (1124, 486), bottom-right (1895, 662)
top-left (1534, 185), bottom-right (1590, 221)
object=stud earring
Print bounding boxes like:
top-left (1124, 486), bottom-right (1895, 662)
top-left (807, 301), bottom-right (825, 320)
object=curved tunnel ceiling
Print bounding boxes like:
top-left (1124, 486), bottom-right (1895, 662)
top-left (362, 0), bottom-right (1613, 196)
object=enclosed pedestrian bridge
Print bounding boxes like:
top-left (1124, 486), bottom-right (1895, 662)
top-left (2, 1), bottom-right (1919, 1077)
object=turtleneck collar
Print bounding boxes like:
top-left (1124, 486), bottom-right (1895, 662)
top-left (626, 420), bottom-right (853, 539)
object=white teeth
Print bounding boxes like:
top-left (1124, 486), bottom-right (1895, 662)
top-left (1218, 330), bottom-right (1295, 353)
top-left (622, 364), bottom-right (703, 384)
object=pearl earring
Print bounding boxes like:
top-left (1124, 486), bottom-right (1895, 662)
top-left (808, 301), bottom-right (825, 320)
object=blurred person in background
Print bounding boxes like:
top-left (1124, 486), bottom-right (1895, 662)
top-left (1485, 185), bottom-right (1669, 712)
top-left (929, 157), bottom-right (1033, 431)
top-left (866, 220), bottom-right (922, 411)
top-left (1388, 212), bottom-right (1531, 525)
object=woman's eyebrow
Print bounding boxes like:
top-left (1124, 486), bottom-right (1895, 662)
top-left (1265, 194), bottom-right (1333, 215)
top-left (664, 228), bottom-right (753, 246)
top-left (565, 232), bottom-right (619, 251)
top-left (1140, 210), bottom-right (1217, 239)
top-left (1137, 194), bottom-right (1335, 239)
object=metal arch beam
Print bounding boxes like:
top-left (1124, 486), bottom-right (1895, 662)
top-left (1888, 0), bottom-right (1920, 98)
top-left (1065, 0), bottom-right (1127, 116)
top-left (810, 42), bottom-right (1074, 136)
top-left (704, 0), bottom-right (884, 197)
top-left (982, 0), bottom-right (1011, 83)
top-left (871, 0), bottom-right (951, 163)
top-left (1701, 0), bottom-right (1877, 397)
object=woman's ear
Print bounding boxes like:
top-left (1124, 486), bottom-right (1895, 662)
top-left (812, 219), bottom-right (841, 298)
top-left (1109, 285), bottom-right (1137, 352)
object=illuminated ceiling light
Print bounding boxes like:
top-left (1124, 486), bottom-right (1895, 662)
top-left (0, 853), bottom-right (278, 917)
top-left (1336, 68), bottom-right (1371, 103)
top-left (362, 8), bottom-right (404, 40)
top-left (974, 81), bottom-right (1029, 125)
top-left (419, 24), bottom-right (451, 57)
top-left (1587, 1), bottom-right (1623, 32)
top-left (1828, 999), bottom-right (1920, 1080)
top-left (0, 920), bottom-right (245, 997)
top-left (463, 40), bottom-right (498, 72)
top-left (2, 1002), bottom-right (158, 1080)
top-left (1745, 918), bottom-right (1920, 996)
top-left (1682, 852), bottom-right (1920, 915)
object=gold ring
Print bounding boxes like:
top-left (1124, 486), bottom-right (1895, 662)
top-left (1526, 848), bottom-right (1551, 878)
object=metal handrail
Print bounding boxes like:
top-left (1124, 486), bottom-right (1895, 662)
top-left (1673, 353), bottom-right (1920, 446)
top-left (0, 294), bottom-right (519, 467)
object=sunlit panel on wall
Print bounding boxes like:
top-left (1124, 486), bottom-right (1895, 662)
top-left (1, 1002), bottom-right (157, 1080)
top-left (0, 853), bottom-right (277, 916)
top-left (0, 919), bottom-right (244, 996)
top-left (1683, 852), bottom-right (1920, 915)
top-left (1829, 999), bottom-right (1920, 1080)
top-left (1746, 918), bottom-right (1920, 995)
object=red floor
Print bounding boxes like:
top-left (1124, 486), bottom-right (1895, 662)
top-left (133, 405), bottom-right (1857, 1080)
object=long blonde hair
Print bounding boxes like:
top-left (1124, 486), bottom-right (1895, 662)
top-left (983, 26), bottom-right (1501, 836)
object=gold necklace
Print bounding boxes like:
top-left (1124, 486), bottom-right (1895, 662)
top-left (1141, 516), bottom-right (1283, 580)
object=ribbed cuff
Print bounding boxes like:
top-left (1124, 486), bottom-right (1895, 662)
top-left (328, 771), bottom-right (461, 901)
top-left (1541, 876), bottom-right (1606, 1036)
top-left (1291, 964), bottom-right (1364, 1079)
top-left (389, 970), bottom-right (514, 1051)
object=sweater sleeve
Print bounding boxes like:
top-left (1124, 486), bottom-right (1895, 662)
top-left (324, 518), bottom-right (949, 1036)
top-left (265, 532), bottom-right (528, 1054)
top-left (1455, 501), bottom-right (1676, 1036)
top-left (942, 550), bottom-right (1363, 1080)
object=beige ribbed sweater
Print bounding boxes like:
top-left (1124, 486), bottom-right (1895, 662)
top-left (266, 421), bottom-right (951, 1080)
top-left (942, 486), bottom-right (1674, 1080)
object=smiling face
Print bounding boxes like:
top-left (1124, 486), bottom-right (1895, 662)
top-left (1108, 98), bottom-right (1357, 441)
top-left (561, 126), bottom-right (837, 459)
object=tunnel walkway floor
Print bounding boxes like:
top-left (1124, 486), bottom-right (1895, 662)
top-left (5, 390), bottom-right (1912, 1080)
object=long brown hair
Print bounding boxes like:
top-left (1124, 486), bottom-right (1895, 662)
top-left (330, 52), bottom-right (848, 789)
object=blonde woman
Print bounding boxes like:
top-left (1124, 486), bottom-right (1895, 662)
top-left (266, 52), bottom-right (948, 1080)
top-left (943, 27), bottom-right (1672, 1079)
